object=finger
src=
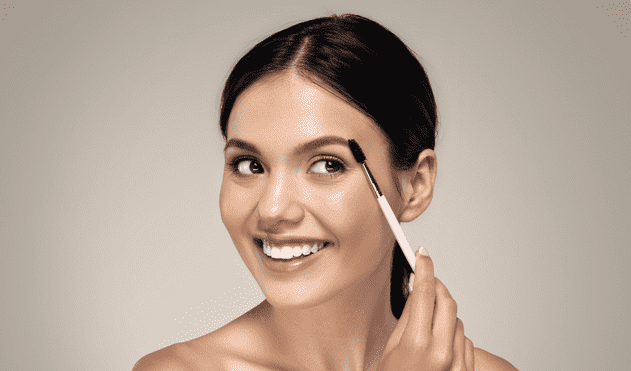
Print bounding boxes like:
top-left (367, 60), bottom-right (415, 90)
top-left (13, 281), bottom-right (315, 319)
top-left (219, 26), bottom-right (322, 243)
top-left (432, 278), bottom-right (458, 346)
top-left (384, 288), bottom-right (413, 354)
top-left (449, 318), bottom-right (466, 371)
top-left (400, 248), bottom-right (435, 351)
top-left (464, 336), bottom-right (475, 371)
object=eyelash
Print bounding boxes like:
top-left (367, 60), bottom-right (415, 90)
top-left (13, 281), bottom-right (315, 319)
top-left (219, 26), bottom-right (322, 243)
top-left (227, 155), bottom-right (347, 178)
top-left (310, 156), bottom-right (347, 178)
top-left (228, 156), bottom-right (261, 178)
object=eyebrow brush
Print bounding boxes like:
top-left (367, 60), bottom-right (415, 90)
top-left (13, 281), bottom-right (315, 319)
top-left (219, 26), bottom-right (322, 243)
top-left (348, 139), bottom-right (416, 273)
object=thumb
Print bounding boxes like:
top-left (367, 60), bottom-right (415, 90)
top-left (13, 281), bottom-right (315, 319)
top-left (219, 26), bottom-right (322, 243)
top-left (384, 275), bottom-right (414, 354)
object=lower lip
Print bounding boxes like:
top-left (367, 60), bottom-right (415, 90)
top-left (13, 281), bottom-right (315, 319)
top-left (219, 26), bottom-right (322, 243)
top-left (255, 241), bottom-right (330, 274)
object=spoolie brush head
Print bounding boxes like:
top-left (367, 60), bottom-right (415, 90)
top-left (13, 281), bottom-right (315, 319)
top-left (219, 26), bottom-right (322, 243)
top-left (348, 139), bottom-right (366, 164)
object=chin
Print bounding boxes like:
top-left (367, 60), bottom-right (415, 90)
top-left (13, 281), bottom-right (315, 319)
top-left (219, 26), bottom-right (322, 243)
top-left (257, 279), bottom-right (340, 311)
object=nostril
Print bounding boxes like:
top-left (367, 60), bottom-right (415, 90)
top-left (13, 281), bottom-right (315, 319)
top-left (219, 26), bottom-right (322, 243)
top-left (256, 181), bottom-right (306, 224)
top-left (256, 203), bottom-right (305, 227)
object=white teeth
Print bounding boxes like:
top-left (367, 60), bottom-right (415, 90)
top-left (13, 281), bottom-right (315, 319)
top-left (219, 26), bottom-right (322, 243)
top-left (262, 240), bottom-right (327, 260)
top-left (302, 244), bottom-right (311, 256)
top-left (264, 241), bottom-right (271, 256)
top-left (280, 246), bottom-right (293, 259)
top-left (271, 247), bottom-right (281, 259)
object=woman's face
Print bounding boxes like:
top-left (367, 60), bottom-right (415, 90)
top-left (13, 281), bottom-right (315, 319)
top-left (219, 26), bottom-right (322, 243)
top-left (220, 73), bottom-right (407, 309)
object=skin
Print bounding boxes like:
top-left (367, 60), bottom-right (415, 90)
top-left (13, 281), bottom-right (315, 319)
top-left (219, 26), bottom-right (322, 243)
top-left (132, 72), bottom-right (518, 371)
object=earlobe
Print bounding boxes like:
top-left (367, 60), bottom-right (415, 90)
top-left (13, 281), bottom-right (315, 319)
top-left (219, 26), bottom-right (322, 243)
top-left (398, 149), bottom-right (437, 223)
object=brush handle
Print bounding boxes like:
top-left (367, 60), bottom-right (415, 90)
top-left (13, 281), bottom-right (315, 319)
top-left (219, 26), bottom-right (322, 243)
top-left (377, 195), bottom-right (416, 273)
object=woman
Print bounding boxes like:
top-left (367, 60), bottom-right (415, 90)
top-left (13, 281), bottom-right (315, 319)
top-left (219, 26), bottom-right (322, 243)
top-left (134, 13), bottom-right (517, 371)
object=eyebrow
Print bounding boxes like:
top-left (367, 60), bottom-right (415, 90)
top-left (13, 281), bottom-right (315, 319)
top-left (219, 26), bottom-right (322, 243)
top-left (223, 136), bottom-right (350, 157)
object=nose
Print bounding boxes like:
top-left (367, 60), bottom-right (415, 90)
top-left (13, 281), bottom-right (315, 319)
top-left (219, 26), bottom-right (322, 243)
top-left (257, 171), bottom-right (305, 231)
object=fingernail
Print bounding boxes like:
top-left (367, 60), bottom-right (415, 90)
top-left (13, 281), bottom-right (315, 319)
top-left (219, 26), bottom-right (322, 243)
top-left (420, 247), bottom-right (429, 256)
top-left (408, 273), bottom-right (415, 292)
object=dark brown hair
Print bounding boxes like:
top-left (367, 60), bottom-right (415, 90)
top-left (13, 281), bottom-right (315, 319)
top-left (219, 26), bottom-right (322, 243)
top-left (219, 14), bottom-right (437, 319)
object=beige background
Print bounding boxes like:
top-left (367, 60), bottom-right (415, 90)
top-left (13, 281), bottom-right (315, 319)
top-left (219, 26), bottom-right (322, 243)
top-left (1, 0), bottom-right (629, 370)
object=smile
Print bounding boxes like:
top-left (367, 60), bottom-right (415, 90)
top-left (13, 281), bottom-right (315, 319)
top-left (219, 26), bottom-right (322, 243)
top-left (254, 239), bottom-right (331, 261)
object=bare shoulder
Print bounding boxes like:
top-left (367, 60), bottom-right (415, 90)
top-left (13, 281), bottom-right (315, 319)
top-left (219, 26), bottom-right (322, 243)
top-left (132, 301), bottom-right (283, 371)
top-left (132, 342), bottom-right (205, 371)
top-left (189, 303), bottom-right (285, 370)
top-left (474, 348), bottom-right (519, 371)
top-left (131, 335), bottom-right (262, 371)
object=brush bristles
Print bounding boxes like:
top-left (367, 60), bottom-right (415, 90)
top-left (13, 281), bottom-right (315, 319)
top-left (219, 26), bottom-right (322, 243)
top-left (348, 139), bottom-right (366, 163)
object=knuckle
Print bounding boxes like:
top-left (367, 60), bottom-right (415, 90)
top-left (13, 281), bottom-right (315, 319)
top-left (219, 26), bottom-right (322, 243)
top-left (434, 277), bottom-right (446, 289)
top-left (407, 335), bottom-right (431, 352)
top-left (465, 336), bottom-right (474, 348)
top-left (415, 281), bottom-right (434, 295)
top-left (435, 278), bottom-right (453, 298)
top-left (432, 346), bottom-right (453, 369)
top-left (412, 274), bottom-right (434, 294)
top-left (456, 317), bottom-right (464, 330)
top-left (450, 353), bottom-right (467, 371)
top-left (452, 359), bottom-right (467, 371)
top-left (446, 297), bottom-right (458, 315)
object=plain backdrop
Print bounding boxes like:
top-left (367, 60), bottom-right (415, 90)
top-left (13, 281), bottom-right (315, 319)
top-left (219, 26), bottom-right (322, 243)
top-left (1, 1), bottom-right (630, 370)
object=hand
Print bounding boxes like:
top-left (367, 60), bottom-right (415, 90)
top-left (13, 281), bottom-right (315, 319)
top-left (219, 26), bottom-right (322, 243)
top-left (376, 248), bottom-right (475, 371)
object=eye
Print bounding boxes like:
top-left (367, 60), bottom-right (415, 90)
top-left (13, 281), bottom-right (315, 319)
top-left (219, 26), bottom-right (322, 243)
top-left (234, 159), bottom-right (264, 175)
top-left (309, 158), bottom-right (345, 175)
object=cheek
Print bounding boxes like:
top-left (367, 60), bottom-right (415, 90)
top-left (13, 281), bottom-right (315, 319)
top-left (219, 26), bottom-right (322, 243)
top-left (219, 180), bottom-right (258, 232)
top-left (219, 182), bottom-right (234, 230)
top-left (319, 186), bottom-right (390, 250)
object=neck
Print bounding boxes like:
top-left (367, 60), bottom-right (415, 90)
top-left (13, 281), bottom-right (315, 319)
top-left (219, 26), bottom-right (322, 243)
top-left (264, 253), bottom-right (398, 371)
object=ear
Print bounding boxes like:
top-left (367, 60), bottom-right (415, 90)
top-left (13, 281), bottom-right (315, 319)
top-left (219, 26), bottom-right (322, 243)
top-left (398, 149), bottom-right (437, 223)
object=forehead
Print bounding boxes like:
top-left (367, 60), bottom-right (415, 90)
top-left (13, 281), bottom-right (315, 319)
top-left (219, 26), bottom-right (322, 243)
top-left (226, 73), bottom-right (387, 153)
